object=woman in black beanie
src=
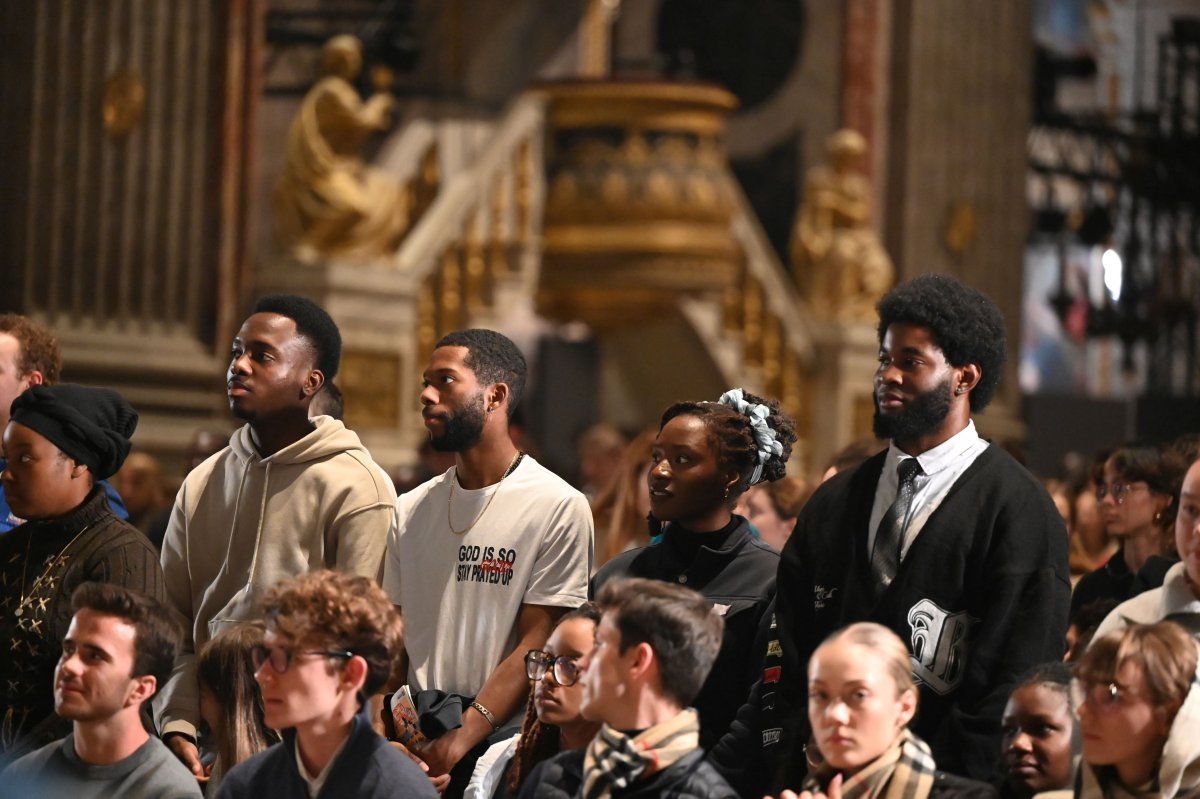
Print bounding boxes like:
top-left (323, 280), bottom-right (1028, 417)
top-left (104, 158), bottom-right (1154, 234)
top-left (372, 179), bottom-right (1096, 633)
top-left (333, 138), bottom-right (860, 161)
top-left (0, 384), bottom-right (165, 761)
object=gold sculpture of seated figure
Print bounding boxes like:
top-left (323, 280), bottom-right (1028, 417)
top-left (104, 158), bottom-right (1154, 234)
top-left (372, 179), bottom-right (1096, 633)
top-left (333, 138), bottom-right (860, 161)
top-left (272, 35), bottom-right (406, 262)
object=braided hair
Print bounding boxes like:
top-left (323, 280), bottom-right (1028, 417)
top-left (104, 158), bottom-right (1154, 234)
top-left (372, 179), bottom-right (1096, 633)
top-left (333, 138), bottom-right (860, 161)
top-left (506, 602), bottom-right (602, 794)
top-left (648, 390), bottom-right (797, 537)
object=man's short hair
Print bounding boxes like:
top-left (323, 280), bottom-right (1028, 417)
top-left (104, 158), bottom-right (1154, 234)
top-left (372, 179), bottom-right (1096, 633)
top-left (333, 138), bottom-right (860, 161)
top-left (594, 577), bottom-right (723, 708)
top-left (435, 329), bottom-right (527, 417)
top-left (0, 314), bottom-right (61, 384)
top-left (876, 274), bottom-right (1006, 412)
top-left (70, 583), bottom-right (182, 691)
top-left (261, 570), bottom-right (402, 696)
top-left (252, 294), bottom-right (342, 381)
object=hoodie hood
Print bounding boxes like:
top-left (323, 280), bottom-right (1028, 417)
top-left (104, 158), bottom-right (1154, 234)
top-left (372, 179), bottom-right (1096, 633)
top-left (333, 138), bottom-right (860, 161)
top-left (1159, 656), bottom-right (1200, 799)
top-left (228, 415), bottom-right (369, 465)
top-left (1118, 563), bottom-right (1200, 627)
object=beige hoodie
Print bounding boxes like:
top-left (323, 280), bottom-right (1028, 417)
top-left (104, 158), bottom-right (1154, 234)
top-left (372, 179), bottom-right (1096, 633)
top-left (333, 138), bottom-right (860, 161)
top-left (155, 416), bottom-right (396, 738)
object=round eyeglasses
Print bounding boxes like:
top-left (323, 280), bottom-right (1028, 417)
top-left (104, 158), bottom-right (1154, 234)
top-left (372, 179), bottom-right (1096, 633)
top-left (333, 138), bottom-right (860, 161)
top-left (251, 644), bottom-right (354, 674)
top-left (1094, 481), bottom-right (1147, 505)
top-left (524, 650), bottom-right (581, 686)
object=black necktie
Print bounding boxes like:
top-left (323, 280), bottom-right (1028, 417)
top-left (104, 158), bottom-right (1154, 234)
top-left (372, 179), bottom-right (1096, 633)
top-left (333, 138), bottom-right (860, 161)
top-left (871, 459), bottom-right (923, 594)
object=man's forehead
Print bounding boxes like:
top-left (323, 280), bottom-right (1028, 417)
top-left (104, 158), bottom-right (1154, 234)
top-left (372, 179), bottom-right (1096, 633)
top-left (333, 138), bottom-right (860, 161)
top-left (880, 322), bottom-right (944, 353)
top-left (68, 609), bottom-right (137, 652)
top-left (263, 626), bottom-right (323, 650)
top-left (236, 312), bottom-right (300, 344)
top-left (427, 346), bottom-right (473, 373)
top-left (0, 332), bottom-right (23, 365)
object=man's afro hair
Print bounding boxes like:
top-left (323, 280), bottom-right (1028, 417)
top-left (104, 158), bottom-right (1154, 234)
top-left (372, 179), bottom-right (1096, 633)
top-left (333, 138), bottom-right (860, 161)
top-left (876, 274), bottom-right (1006, 412)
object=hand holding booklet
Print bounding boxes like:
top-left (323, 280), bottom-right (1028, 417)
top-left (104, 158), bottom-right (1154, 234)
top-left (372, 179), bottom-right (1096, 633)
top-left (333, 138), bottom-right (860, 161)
top-left (384, 684), bottom-right (429, 747)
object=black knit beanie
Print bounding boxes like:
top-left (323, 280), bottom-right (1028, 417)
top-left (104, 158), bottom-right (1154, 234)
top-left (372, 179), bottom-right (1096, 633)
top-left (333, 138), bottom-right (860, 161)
top-left (9, 384), bottom-right (139, 479)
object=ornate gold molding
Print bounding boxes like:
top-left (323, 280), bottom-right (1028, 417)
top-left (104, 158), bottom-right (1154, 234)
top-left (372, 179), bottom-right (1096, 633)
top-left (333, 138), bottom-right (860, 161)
top-left (537, 80), bottom-right (740, 327)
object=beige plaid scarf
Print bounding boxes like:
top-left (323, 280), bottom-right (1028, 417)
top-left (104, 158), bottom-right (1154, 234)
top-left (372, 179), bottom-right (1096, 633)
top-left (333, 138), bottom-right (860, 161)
top-left (581, 708), bottom-right (700, 799)
top-left (802, 729), bottom-right (937, 799)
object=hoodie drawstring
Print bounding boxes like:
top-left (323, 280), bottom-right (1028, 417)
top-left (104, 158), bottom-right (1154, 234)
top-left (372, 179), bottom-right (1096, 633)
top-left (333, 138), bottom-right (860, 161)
top-left (245, 461), bottom-right (271, 586)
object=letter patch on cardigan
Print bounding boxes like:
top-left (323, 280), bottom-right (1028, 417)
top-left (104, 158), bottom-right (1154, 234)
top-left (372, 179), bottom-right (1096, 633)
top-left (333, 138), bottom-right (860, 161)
top-left (813, 584), bottom-right (837, 609)
top-left (906, 598), bottom-right (975, 695)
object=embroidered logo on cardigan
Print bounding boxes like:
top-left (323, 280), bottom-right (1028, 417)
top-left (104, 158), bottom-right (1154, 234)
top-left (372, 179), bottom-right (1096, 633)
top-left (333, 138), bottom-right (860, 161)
top-left (906, 598), bottom-right (975, 695)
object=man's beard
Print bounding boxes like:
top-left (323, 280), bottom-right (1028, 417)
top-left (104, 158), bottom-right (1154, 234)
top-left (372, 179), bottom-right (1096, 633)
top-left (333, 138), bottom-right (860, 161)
top-left (873, 377), bottom-right (954, 443)
top-left (429, 392), bottom-right (486, 452)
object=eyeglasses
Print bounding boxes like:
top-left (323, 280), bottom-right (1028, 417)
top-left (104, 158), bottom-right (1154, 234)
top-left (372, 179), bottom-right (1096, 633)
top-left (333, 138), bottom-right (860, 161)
top-left (524, 650), bottom-right (581, 686)
top-left (251, 644), bottom-right (354, 674)
top-left (1095, 481), bottom-right (1147, 504)
top-left (1070, 678), bottom-right (1134, 713)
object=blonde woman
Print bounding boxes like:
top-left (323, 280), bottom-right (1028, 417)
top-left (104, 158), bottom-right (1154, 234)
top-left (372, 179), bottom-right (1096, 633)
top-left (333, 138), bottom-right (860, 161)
top-left (776, 623), bottom-right (994, 799)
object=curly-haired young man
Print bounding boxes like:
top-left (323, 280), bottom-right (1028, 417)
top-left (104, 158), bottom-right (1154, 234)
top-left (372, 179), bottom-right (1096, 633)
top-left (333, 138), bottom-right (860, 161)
top-left (774, 274), bottom-right (1069, 783)
top-left (217, 571), bottom-right (436, 799)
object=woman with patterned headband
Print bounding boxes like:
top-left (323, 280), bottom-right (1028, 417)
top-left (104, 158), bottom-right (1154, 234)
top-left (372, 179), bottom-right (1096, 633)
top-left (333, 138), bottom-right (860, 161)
top-left (590, 388), bottom-right (797, 749)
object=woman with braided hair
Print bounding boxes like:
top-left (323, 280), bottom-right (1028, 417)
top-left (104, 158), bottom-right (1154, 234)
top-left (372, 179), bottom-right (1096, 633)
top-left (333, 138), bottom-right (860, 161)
top-left (464, 604), bottom-right (601, 799)
top-left (591, 388), bottom-right (797, 749)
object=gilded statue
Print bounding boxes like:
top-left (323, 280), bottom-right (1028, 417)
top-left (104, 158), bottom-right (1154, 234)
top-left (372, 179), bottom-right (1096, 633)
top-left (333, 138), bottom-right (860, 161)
top-left (790, 129), bottom-right (894, 321)
top-left (273, 35), bottom-right (407, 261)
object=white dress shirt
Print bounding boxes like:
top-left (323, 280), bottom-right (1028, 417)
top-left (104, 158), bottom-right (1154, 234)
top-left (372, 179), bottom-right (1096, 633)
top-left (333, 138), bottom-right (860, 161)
top-left (867, 420), bottom-right (989, 560)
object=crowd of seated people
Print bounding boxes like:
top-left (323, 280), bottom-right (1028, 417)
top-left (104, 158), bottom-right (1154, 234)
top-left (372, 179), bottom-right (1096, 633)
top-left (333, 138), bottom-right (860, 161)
top-left (1, 276), bottom-right (1200, 799)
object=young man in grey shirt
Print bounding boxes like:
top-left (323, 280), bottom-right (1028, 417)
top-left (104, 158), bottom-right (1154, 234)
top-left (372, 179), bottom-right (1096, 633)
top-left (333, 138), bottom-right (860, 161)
top-left (2, 583), bottom-right (200, 798)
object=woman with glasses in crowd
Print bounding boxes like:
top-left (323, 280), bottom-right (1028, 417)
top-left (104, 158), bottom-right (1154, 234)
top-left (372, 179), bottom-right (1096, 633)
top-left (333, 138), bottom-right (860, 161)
top-left (1071, 443), bottom-right (1184, 618)
top-left (591, 388), bottom-right (797, 749)
top-left (1091, 454), bottom-right (1200, 643)
top-left (1074, 621), bottom-right (1200, 799)
top-left (464, 604), bottom-right (602, 799)
top-left (774, 622), bottom-right (992, 799)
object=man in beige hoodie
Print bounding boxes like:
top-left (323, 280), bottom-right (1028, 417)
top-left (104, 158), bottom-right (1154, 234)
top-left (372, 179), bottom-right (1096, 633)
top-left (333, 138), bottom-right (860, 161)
top-left (156, 294), bottom-right (396, 779)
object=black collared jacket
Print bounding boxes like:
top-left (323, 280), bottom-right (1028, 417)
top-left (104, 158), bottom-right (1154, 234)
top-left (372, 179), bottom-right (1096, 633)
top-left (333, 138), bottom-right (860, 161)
top-left (591, 516), bottom-right (779, 750)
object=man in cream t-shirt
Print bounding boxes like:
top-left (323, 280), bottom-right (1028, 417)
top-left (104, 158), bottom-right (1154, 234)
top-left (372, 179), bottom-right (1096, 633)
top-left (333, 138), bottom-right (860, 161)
top-left (383, 329), bottom-right (592, 799)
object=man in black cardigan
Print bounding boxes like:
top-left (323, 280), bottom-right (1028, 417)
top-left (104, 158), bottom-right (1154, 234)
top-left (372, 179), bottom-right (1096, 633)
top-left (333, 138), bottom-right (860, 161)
top-left (774, 274), bottom-right (1070, 784)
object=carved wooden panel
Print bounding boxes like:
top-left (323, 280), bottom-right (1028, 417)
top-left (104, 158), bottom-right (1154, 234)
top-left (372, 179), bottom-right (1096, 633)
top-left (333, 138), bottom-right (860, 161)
top-left (0, 0), bottom-right (259, 354)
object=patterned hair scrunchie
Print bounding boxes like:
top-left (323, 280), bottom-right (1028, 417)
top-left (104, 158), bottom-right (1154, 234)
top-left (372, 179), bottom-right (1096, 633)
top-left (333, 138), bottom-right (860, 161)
top-left (717, 388), bottom-right (784, 485)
